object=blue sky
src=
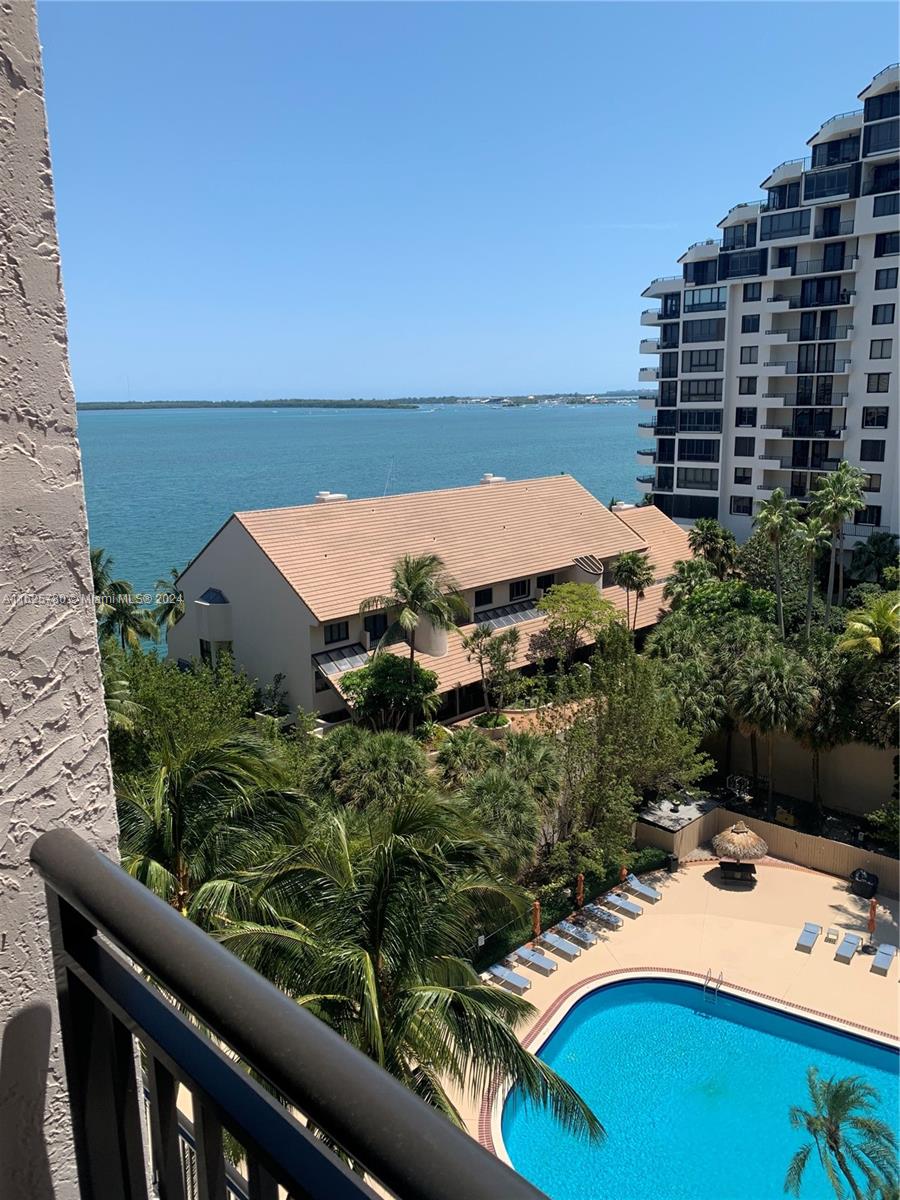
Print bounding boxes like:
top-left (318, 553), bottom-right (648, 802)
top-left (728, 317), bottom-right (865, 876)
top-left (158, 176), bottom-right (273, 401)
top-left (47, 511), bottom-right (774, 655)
top-left (39, 1), bottom-right (897, 402)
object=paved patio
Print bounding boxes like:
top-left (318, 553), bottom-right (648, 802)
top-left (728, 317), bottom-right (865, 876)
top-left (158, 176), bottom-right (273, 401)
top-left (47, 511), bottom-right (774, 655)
top-left (455, 857), bottom-right (899, 1147)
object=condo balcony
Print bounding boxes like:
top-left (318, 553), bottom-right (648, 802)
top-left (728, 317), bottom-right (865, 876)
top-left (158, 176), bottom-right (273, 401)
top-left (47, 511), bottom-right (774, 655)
top-left (28, 830), bottom-right (542, 1200)
top-left (814, 219), bottom-right (855, 238)
top-left (642, 275), bottom-right (683, 298)
top-left (638, 367), bottom-right (659, 382)
top-left (640, 308), bottom-right (663, 325)
top-left (765, 325), bottom-right (854, 342)
top-left (767, 289), bottom-right (856, 309)
top-left (760, 157), bottom-right (810, 190)
top-left (636, 447), bottom-right (656, 461)
top-left (792, 254), bottom-right (858, 276)
top-left (636, 474), bottom-right (655, 491)
top-left (762, 391), bottom-right (848, 407)
top-left (763, 359), bottom-right (851, 374)
top-left (639, 338), bottom-right (660, 354)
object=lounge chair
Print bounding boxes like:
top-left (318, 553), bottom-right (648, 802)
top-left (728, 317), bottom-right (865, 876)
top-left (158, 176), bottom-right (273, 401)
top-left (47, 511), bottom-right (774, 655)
top-left (512, 945), bottom-right (558, 976)
top-left (557, 920), bottom-right (598, 948)
top-left (871, 944), bottom-right (897, 976)
top-left (539, 930), bottom-right (581, 960)
top-left (795, 922), bottom-right (822, 953)
top-left (625, 873), bottom-right (662, 903)
top-left (487, 963), bottom-right (531, 993)
top-left (605, 892), bottom-right (643, 918)
top-left (835, 933), bottom-right (861, 964)
top-left (583, 903), bottom-right (623, 930)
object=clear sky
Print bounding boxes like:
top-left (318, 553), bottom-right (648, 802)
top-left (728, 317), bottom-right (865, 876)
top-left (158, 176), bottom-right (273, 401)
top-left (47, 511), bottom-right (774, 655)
top-left (38, 1), bottom-right (897, 402)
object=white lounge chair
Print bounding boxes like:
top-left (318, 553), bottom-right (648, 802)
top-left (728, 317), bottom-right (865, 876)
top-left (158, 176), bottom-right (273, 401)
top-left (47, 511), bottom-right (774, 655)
top-left (557, 920), bottom-right (597, 948)
top-left (605, 892), bottom-right (643, 918)
top-left (487, 963), bottom-right (531, 993)
top-left (625, 872), bottom-right (662, 903)
top-left (795, 922), bottom-right (822, 953)
top-left (539, 930), bottom-right (581, 960)
top-left (835, 933), bottom-right (861, 964)
top-left (871, 944), bottom-right (897, 975)
top-left (512, 945), bottom-right (558, 975)
top-left (583, 903), bottom-right (623, 930)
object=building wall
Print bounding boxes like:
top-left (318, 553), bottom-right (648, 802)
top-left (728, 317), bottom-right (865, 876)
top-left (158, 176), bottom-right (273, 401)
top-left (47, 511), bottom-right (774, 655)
top-left (167, 518), bottom-right (326, 713)
top-left (0, 5), bottom-right (120, 1196)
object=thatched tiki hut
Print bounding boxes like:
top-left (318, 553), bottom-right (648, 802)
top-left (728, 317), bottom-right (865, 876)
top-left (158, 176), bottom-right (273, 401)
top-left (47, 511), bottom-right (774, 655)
top-left (713, 821), bottom-right (768, 863)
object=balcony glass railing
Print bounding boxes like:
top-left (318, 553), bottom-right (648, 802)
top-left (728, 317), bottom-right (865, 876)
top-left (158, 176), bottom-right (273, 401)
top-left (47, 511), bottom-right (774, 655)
top-left (792, 255), bottom-right (856, 275)
top-left (29, 830), bottom-right (544, 1200)
top-left (765, 325), bottom-right (853, 340)
top-left (814, 220), bottom-right (855, 238)
top-left (762, 391), bottom-right (848, 406)
top-left (764, 359), bottom-right (852, 373)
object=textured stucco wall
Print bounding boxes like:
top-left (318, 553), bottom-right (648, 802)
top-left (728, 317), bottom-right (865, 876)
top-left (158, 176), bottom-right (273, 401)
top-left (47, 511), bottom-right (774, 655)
top-left (0, 3), bottom-right (119, 1196)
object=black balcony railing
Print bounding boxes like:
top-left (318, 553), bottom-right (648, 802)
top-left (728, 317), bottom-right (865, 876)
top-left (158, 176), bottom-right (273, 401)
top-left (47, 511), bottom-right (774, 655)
top-left (636, 473), bottom-right (656, 484)
top-left (30, 830), bottom-right (544, 1200)
top-left (780, 427), bottom-right (846, 438)
top-left (792, 255), bottom-right (856, 276)
top-left (764, 359), bottom-right (851, 374)
top-left (814, 220), bottom-right (855, 238)
top-left (762, 391), bottom-right (848, 406)
top-left (767, 325), bottom-right (853, 341)
top-left (786, 291), bottom-right (855, 309)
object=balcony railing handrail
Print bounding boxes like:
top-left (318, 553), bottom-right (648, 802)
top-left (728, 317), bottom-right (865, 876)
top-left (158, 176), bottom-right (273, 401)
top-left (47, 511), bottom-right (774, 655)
top-left (30, 829), bottom-right (545, 1200)
top-left (818, 108), bottom-right (863, 127)
top-left (814, 220), bottom-right (855, 237)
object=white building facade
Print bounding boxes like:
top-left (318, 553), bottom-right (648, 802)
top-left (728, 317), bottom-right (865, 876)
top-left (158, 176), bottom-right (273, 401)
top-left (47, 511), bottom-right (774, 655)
top-left (639, 65), bottom-right (899, 541)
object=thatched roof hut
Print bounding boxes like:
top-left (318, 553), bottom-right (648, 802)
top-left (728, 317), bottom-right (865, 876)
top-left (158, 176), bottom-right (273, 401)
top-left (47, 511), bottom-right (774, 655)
top-left (712, 821), bottom-right (768, 862)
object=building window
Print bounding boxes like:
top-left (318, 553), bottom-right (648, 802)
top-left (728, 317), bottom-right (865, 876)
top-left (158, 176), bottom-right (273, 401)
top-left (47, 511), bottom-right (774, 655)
top-left (509, 579), bottom-right (530, 601)
top-left (741, 315), bottom-right (760, 333)
top-left (875, 232), bottom-right (900, 257)
top-left (324, 621), bottom-right (350, 645)
top-left (875, 267), bottom-right (898, 289)
top-left (862, 406), bottom-right (889, 428)
top-left (661, 293), bottom-right (681, 318)
top-left (199, 639), bottom-right (212, 666)
top-left (873, 303), bottom-right (895, 325)
top-left (682, 286), bottom-right (726, 312)
top-left (682, 318), bottom-right (726, 343)
top-left (803, 165), bottom-right (857, 202)
top-left (734, 468), bottom-right (752, 486)
top-left (738, 377), bottom-right (758, 395)
top-left (314, 669), bottom-right (330, 693)
top-left (730, 495), bottom-right (752, 515)
top-left (536, 573), bottom-right (556, 592)
top-left (759, 209), bottom-right (811, 241)
top-left (363, 612), bottom-right (388, 643)
top-left (743, 282), bottom-right (761, 302)
top-left (684, 259), bottom-right (718, 286)
top-left (874, 193), bottom-right (900, 218)
top-left (678, 410), bottom-right (722, 433)
top-left (870, 338), bottom-right (893, 360)
top-left (863, 473), bottom-right (882, 493)
top-left (660, 352), bottom-right (679, 379)
top-left (855, 504), bottom-right (883, 527)
top-left (681, 379), bottom-right (723, 402)
top-left (863, 118), bottom-right (900, 157)
top-left (811, 135), bottom-right (860, 169)
top-left (735, 407), bottom-right (757, 427)
top-left (734, 436), bottom-right (755, 457)
top-left (658, 381), bottom-right (678, 407)
top-left (740, 346), bottom-right (759, 364)
top-left (682, 349), bottom-right (723, 373)
top-left (775, 246), bottom-right (797, 271)
top-left (867, 373), bottom-right (890, 393)
top-left (860, 440), bottom-right (886, 462)
top-left (474, 587), bottom-right (493, 608)
top-left (864, 91), bottom-right (900, 122)
top-left (678, 439), bottom-right (719, 463)
top-left (676, 467), bottom-right (719, 491)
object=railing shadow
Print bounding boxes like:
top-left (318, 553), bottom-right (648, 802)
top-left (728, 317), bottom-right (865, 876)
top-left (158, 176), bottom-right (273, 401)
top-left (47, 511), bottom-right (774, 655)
top-left (0, 1004), bottom-right (55, 1200)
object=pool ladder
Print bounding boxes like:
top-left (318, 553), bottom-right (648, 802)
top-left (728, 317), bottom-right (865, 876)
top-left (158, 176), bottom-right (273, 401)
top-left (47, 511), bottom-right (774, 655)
top-left (703, 969), bottom-right (724, 1004)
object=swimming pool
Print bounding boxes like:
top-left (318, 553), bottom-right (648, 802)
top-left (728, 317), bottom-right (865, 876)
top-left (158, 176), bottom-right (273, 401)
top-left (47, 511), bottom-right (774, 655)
top-left (501, 978), bottom-right (898, 1200)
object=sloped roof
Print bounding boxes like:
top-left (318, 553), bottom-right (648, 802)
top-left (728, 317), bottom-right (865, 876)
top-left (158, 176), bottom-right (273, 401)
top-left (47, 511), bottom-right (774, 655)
top-left (235, 475), bottom-right (648, 621)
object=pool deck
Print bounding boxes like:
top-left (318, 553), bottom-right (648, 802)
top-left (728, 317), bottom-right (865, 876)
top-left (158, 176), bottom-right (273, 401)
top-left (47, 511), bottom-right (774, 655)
top-left (457, 857), bottom-right (899, 1152)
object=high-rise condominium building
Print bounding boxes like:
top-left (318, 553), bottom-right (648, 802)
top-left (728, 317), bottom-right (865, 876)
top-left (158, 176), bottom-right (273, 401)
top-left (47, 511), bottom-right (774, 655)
top-left (638, 64), bottom-right (899, 540)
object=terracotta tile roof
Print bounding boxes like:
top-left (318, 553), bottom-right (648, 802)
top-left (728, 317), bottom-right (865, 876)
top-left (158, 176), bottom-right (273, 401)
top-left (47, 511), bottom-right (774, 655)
top-left (613, 504), bottom-right (693, 579)
top-left (235, 475), bottom-right (648, 622)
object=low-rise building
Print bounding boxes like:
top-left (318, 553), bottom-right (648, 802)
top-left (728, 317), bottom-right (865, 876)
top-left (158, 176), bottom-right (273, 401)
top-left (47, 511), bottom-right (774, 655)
top-left (167, 474), bottom-right (691, 718)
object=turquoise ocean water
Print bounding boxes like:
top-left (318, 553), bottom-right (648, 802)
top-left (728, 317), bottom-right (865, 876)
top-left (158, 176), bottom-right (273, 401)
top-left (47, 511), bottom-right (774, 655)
top-left (77, 404), bottom-right (642, 592)
top-left (502, 979), bottom-right (899, 1200)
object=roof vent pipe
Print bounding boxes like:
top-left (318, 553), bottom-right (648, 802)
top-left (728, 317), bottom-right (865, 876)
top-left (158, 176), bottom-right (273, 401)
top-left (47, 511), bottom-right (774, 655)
top-left (479, 473), bottom-right (507, 485)
top-left (314, 491), bottom-right (349, 503)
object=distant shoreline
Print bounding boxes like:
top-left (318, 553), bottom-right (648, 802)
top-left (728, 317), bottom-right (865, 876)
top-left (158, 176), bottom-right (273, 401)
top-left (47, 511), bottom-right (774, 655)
top-left (77, 393), bottom-right (647, 412)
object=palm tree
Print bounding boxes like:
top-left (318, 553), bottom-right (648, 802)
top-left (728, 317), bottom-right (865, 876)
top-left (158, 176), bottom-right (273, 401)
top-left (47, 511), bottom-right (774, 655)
top-left (613, 550), bottom-right (655, 630)
top-left (838, 595), bottom-right (900, 660)
top-left (797, 516), bottom-right (832, 641)
top-left (118, 727), bottom-right (286, 918)
top-left (91, 547), bottom-right (158, 648)
top-left (436, 726), bottom-right (497, 787)
top-left (361, 554), bottom-right (468, 731)
top-left (101, 662), bottom-right (142, 732)
top-left (754, 489), bottom-right (801, 640)
top-left (785, 1067), bottom-right (897, 1200)
top-left (218, 799), bottom-right (603, 1143)
top-left (312, 729), bottom-right (430, 810)
top-left (687, 519), bottom-right (737, 580)
top-left (460, 767), bottom-right (542, 877)
top-left (503, 732), bottom-right (561, 816)
top-left (662, 558), bottom-right (713, 608)
top-left (810, 464), bottom-right (866, 619)
top-left (795, 639), bottom-right (849, 818)
top-left (153, 566), bottom-right (185, 631)
top-left (850, 531), bottom-right (900, 587)
top-left (727, 645), bottom-right (817, 818)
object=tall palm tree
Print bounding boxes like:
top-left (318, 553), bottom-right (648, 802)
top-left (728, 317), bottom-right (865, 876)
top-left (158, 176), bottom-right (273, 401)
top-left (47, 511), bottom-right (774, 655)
top-left (101, 662), bottom-right (142, 733)
top-left (838, 595), bottom-right (900, 660)
top-left (849, 531), bottom-right (899, 587)
top-left (785, 1067), bottom-right (897, 1200)
top-left (687, 519), bottom-right (737, 580)
top-left (795, 639), bottom-right (849, 818)
top-left (153, 566), bottom-right (185, 631)
top-left (754, 489), bottom-right (801, 640)
top-left (613, 550), bottom-right (655, 630)
top-left (662, 557), bottom-right (713, 609)
top-left (810, 464), bottom-right (866, 619)
top-left (727, 645), bottom-right (817, 819)
top-left (91, 546), bottom-right (158, 648)
top-left (218, 799), bottom-right (603, 1143)
top-left (118, 727), bottom-right (286, 918)
top-left (797, 516), bottom-right (832, 641)
top-left (361, 554), bottom-right (468, 730)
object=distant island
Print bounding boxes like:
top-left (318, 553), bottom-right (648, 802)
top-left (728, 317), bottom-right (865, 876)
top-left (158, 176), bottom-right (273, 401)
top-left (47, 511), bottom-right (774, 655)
top-left (77, 391), bottom-right (651, 412)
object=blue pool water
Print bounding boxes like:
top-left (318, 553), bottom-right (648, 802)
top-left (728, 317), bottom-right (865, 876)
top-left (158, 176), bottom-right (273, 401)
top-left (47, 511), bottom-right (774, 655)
top-left (501, 979), bottom-right (898, 1200)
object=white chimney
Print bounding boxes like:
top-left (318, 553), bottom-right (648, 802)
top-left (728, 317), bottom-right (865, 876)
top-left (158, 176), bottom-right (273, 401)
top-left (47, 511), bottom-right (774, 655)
top-left (314, 490), bottom-right (349, 503)
top-left (479, 473), bottom-right (507, 485)
top-left (611, 502), bottom-right (635, 512)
